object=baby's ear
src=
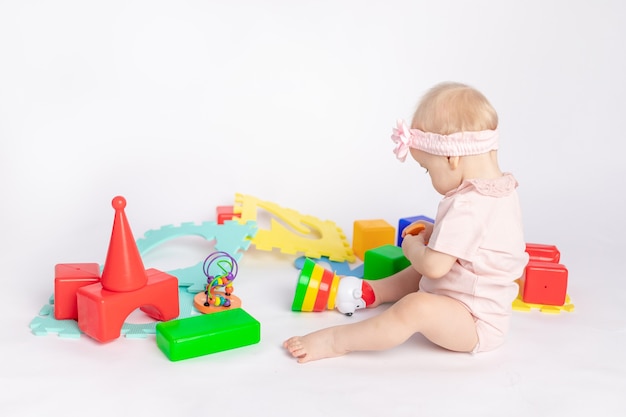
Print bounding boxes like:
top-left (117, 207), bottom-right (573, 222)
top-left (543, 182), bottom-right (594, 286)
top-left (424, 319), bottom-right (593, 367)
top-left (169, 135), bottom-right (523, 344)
top-left (447, 156), bottom-right (460, 170)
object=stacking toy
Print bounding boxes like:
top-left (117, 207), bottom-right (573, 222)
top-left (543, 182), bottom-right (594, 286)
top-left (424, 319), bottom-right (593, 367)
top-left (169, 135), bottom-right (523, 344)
top-left (292, 258), bottom-right (375, 316)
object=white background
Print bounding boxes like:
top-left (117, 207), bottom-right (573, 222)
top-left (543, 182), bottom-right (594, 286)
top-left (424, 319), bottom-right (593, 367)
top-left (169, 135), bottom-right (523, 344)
top-left (1, 1), bottom-right (625, 416)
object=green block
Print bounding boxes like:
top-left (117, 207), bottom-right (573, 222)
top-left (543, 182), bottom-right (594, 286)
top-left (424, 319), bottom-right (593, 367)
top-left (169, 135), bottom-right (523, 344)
top-left (363, 244), bottom-right (410, 280)
top-left (156, 308), bottom-right (260, 361)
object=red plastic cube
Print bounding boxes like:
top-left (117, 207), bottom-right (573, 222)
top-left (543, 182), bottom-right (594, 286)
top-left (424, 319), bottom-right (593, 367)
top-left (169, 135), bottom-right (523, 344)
top-left (525, 243), bottom-right (560, 263)
top-left (216, 206), bottom-right (238, 225)
top-left (54, 263), bottom-right (101, 320)
top-left (522, 261), bottom-right (568, 306)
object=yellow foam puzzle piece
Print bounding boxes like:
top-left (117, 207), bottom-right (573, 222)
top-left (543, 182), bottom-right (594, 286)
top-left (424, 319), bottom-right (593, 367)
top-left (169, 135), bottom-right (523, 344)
top-left (233, 193), bottom-right (355, 263)
top-left (512, 294), bottom-right (575, 314)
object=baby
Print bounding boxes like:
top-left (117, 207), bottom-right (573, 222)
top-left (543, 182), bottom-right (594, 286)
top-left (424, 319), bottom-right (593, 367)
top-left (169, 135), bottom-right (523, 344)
top-left (284, 82), bottom-right (529, 363)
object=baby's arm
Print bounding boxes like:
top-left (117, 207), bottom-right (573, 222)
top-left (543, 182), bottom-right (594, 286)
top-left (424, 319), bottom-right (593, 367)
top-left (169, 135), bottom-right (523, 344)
top-left (401, 233), bottom-right (457, 278)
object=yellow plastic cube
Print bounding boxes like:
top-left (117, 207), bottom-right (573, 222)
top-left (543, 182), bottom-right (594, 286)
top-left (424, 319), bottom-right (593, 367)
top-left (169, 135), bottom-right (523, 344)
top-left (352, 219), bottom-right (395, 260)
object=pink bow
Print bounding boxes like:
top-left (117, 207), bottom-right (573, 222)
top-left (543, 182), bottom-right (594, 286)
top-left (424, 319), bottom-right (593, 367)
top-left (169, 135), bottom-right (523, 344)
top-left (391, 119), bottom-right (413, 162)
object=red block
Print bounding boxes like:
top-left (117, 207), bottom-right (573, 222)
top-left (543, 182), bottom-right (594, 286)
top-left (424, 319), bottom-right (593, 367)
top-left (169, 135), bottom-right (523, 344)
top-left (54, 263), bottom-right (101, 320)
top-left (216, 206), bottom-right (238, 224)
top-left (522, 261), bottom-right (568, 306)
top-left (77, 268), bottom-right (179, 343)
top-left (525, 243), bottom-right (560, 263)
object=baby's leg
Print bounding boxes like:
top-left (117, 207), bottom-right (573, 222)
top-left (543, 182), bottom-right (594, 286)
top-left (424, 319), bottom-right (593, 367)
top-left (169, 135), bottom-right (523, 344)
top-left (367, 266), bottom-right (422, 308)
top-left (404, 292), bottom-right (478, 352)
top-left (283, 291), bottom-right (477, 363)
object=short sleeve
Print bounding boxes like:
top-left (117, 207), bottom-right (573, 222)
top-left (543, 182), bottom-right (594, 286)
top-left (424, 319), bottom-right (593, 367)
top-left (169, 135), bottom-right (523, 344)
top-left (428, 194), bottom-right (486, 261)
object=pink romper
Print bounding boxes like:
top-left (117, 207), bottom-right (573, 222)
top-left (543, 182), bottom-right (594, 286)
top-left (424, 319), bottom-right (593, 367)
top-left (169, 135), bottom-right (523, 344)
top-left (419, 173), bottom-right (529, 352)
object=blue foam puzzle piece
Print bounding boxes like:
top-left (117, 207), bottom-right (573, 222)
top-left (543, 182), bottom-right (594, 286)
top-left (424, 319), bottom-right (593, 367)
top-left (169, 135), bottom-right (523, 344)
top-left (30, 299), bottom-right (83, 338)
top-left (165, 263), bottom-right (207, 293)
top-left (136, 220), bottom-right (257, 262)
top-left (294, 256), bottom-right (364, 278)
top-left (30, 287), bottom-right (201, 339)
top-left (136, 220), bottom-right (258, 293)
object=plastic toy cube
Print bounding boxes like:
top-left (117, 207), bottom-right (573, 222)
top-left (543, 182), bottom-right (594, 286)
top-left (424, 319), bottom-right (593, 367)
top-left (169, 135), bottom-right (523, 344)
top-left (363, 244), bottom-right (410, 280)
top-left (353, 219), bottom-right (395, 260)
top-left (156, 308), bottom-right (261, 361)
top-left (397, 215), bottom-right (434, 246)
top-left (216, 205), bottom-right (238, 225)
top-left (522, 261), bottom-right (568, 306)
top-left (54, 263), bottom-right (101, 320)
top-left (525, 243), bottom-right (561, 263)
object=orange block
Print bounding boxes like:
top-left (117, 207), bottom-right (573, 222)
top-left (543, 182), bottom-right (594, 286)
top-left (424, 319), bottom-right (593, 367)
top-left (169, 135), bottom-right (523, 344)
top-left (352, 219), bottom-right (395, 260)
top-left (76, 268), bottom-right (179, 343)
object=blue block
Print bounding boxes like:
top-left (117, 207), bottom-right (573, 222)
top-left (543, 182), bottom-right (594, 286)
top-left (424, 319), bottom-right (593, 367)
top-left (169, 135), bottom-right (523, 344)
top-left (397, 215), bottom-right (434, 246)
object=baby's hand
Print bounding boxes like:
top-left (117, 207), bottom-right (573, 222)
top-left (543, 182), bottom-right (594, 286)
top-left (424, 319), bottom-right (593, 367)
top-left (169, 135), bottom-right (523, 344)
top-left (401, 232), bottom-right (427, 261)
top-left (401, 221), bottom-right (433, 242)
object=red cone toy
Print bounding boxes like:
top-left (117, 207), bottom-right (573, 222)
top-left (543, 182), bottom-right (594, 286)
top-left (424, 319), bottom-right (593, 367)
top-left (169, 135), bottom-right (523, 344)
top-left (100, 196), bottom-right (148, 292)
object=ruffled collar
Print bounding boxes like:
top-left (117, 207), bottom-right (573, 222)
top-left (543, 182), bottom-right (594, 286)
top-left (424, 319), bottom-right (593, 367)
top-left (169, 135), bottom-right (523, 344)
top-left (446, 173), bottom-right (518, 197)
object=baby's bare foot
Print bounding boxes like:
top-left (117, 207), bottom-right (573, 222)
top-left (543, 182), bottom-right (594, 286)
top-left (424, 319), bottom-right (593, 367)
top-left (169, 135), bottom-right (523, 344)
top-left (283, 328), bottom-right (347, 363)
top-left (283, 337), bottom-right (308, 362)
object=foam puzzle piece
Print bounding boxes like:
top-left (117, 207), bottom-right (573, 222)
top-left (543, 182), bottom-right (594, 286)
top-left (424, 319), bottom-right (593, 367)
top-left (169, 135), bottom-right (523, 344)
top-left (513, 294), bottom-right (575, 314)
top-left (163, 262), bottom-right (206, 293)
top-left (29, 288), bottom-right (198, 339)
top-left (234, 194), bottom-right (355, 262)
top-left (135, 219), bottom-right (258, 293)
top-left (294, 256), bottom-right (364, 278)
top-left (511, 278), bottom-right (574, 314)
top-left (30, 298), bottom-right (82, 338)
top-left (136, 220), bottom-right (258, 262)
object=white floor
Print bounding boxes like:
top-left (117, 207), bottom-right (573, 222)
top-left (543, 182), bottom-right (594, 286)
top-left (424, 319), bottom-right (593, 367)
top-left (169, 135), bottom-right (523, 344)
top-left (2, 245), bottom-right (624, 417)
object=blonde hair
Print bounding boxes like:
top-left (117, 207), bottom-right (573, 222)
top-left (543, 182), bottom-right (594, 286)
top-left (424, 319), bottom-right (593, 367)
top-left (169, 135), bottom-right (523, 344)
top-left (411, 82), bottom-right (498, 135)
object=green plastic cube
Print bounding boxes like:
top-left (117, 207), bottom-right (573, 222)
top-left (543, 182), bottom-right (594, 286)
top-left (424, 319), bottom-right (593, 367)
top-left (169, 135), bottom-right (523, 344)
top-left (363, 244), bottom-right (410, 280)
top-left (156, 308), bottom-right (260, 361)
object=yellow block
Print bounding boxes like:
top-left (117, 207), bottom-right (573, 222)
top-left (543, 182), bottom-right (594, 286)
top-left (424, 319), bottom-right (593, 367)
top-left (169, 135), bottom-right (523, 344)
top-left (353, 219), bottom-right (395, 260)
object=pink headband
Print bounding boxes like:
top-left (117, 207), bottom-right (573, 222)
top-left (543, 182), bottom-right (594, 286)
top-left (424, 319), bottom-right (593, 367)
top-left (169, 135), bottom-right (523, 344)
top-left (391, 119), bottom-right (499, 161)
